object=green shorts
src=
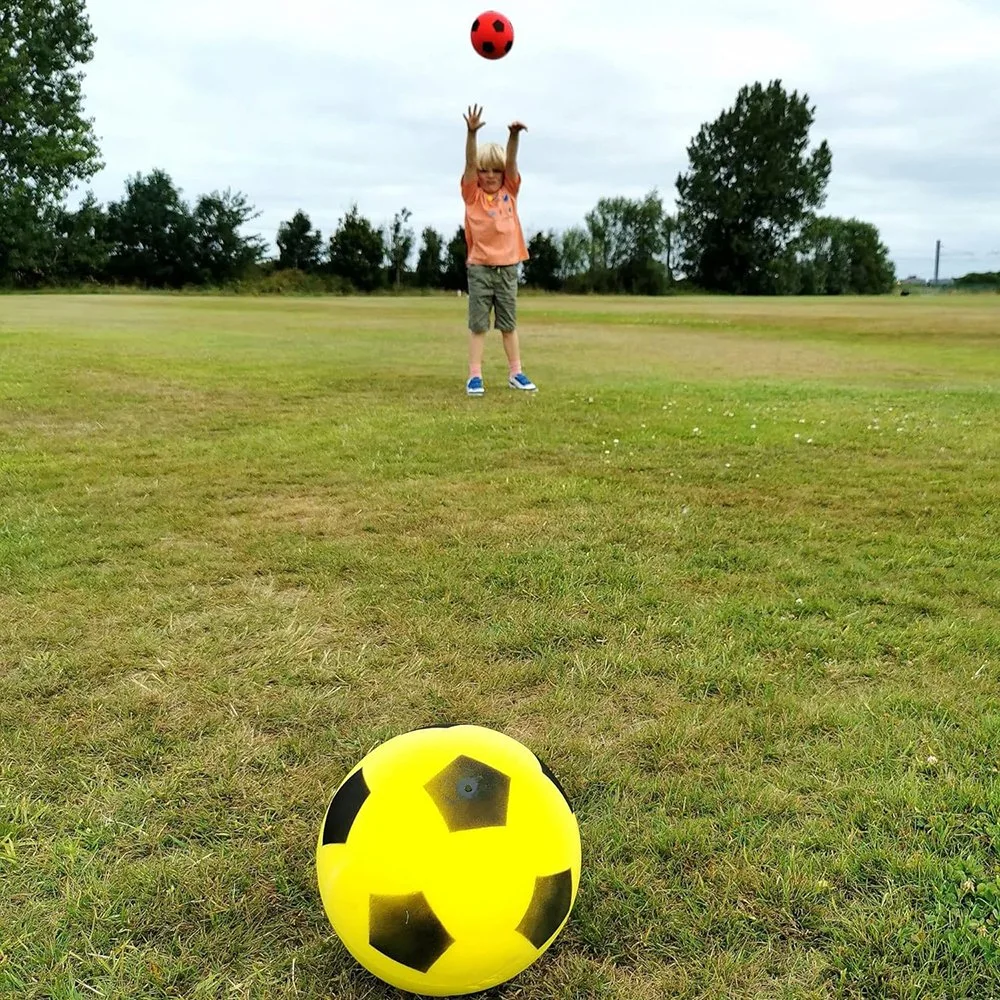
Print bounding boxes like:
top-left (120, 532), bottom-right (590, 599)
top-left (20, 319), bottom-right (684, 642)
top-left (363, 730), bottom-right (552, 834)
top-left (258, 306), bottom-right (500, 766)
top-left (467, 264), bottom-right (519, 333)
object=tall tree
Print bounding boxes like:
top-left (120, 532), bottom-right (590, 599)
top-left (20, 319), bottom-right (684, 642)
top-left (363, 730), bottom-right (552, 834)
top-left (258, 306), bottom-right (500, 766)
top-left (522, 231), bottom-right (562, 291)
top-left (414, 226), bottom-right (444, 288)
top-left (386, 207), bottom-right (414, 290)
top-left (276, 210), bottom-right (323, 272)
top-left (328, 204), bottom-right (385, 292)
top-left (0, 0), bottom-right (103, 283)
top-left (676, 80), bottom-right (832, 294)
top-left (105, 170), bottom-right (198, 287)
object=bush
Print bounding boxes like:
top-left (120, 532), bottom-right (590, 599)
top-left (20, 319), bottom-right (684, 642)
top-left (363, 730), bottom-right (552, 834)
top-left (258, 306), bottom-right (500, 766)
top-left (230, 268), bottom-right (354, 295)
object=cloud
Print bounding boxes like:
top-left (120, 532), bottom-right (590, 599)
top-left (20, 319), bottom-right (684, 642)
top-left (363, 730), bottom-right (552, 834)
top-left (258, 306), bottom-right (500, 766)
top-left (78, 0), bottom-right (1000, 278)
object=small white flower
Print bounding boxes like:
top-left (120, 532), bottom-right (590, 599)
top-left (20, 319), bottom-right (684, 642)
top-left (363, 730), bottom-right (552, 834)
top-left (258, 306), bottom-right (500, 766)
top-left (725, 463), bottom-right (731, 468)
top-left (613, 439), bottom-right (619, 445)
top-left (588, 397), bottom-right (594, 403)
top-left (794, 433), bottom-right (801, 439)
top-left (751, 424), bottom-right (757, 429)
top-left (795, 598), bottom-right (804, 605)
top-left (693, 427), bottom-right (701, 434)
top-left (807, 438), bottom-right (814, 444)
top-left (926, 755), bottom-right (938, 765)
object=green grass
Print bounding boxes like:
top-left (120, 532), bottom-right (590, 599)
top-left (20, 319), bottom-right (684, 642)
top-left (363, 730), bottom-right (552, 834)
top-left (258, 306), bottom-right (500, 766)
top-left (2, 292), bottom-right (999, 999)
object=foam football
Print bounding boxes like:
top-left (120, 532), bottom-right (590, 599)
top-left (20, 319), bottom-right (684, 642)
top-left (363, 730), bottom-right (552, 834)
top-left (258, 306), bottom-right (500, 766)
top-left (316, 724), bottom-right (580, 996)
top-left (471, 11), bottom-right (514, 60)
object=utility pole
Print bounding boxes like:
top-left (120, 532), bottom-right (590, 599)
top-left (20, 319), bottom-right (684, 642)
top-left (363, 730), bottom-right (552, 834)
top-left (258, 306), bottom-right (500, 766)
top-left (933, 240), bottom-right (941, 284)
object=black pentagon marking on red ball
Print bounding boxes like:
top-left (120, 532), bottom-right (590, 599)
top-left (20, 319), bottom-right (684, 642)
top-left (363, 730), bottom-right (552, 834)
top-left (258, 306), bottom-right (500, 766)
top-left (370, 892), bottom-right (455, 972)
top-left (493, 19), bottom-right (505, 32)
top-left (481, 40), bottom-right (495, 54)
top-left (516, 869), bottom-right (574, 949)
top-left (321, 768), bottom-right (369, 845)
top-left (471, 18), bottom-right (480, 31)
top-left (536, 755), bottom-right (574, 813)
top-left (424, 755), bottom-right (510, 831)
top-left (504, 40), bottom-right (513, 53)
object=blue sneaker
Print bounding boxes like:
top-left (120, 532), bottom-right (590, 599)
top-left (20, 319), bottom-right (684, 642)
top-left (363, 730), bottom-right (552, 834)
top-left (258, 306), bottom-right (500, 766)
top-left (466, 375), bottom-right (484, 396)
top-left (508, 372), bottom-right (537, 391)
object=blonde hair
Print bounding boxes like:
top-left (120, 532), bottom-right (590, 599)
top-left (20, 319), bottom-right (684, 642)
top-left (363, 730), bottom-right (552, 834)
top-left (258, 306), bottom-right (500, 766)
top-left (477, 142), bottom-right (505, 171)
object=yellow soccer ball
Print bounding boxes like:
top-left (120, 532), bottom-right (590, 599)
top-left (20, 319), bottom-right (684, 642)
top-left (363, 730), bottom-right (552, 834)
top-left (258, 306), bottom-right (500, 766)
top-left (315, 724), bottom-right (581, 996)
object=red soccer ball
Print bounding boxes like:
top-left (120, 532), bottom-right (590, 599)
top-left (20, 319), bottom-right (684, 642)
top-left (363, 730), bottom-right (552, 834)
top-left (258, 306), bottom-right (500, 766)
top-left (471, 10), bottom-right (514, 60)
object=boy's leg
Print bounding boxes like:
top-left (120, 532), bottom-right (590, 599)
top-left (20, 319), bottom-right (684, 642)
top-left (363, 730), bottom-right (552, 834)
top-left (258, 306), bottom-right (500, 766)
top-left (468, 329), bottom-right (487, 376)
top-left (496, 265), bottom-right (536, 390)
top-left (500, 329), bottom-right (521, 375)
top-left (466, 265), bottom-right (492, 394)
top-left (502, 330), bottom-right (536, 390)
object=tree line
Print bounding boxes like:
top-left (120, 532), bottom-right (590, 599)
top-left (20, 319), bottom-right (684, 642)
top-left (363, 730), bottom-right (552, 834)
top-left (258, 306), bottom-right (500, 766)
top-left (2, 2), bottom-right (898, 295)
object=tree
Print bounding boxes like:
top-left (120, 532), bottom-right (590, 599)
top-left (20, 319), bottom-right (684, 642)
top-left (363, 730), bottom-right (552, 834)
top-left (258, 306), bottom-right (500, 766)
top-left (105, 170), bottom-right (198, 287)
top-left (414, 226), bottom-right (444, 288)
top-left (51, 192), bottom-right (109, 283)
top-left (523, 231), bottom-right (562, 291)
top-left (558, 227), bottom-right (590, 290)
top-left (662, 213), bottom-right (679, 282)
top-left (676, 79), bottom-right (832, 294)
top-left (328, 204), bottom-right (386, 292)
top-left (442, 226), bottom-right (467, 291)
top-left (191, 190), bottom-right (267, 285)
top-left (0, 0), bottom-right (103, 283)
top-left (276, 210), bottom-right (323, 272)
top-left (584, 192), bottom-right (670, 294)
top-left (954, 271), bottom-right (1000, 290)
top-left (385, 207), bottom-right (414, 290)
top-left (795, 216), bottom-right (895, 295)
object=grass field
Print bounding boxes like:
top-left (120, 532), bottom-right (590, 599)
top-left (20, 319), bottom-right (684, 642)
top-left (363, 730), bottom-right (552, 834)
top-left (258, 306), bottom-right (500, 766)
top-left (2, 292), bottom-right (999, 1000)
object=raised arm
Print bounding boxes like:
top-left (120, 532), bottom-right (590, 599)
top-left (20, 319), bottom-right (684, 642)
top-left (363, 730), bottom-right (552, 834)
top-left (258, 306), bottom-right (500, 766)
top-left (463, 104), bottom-right (485, 184)
top-left (506, 120), bottom-right (527, 179)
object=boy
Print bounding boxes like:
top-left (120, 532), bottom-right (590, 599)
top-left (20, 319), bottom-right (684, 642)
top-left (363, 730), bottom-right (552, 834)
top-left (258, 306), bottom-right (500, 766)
top-left (461, 103), bottom-right (536, 396)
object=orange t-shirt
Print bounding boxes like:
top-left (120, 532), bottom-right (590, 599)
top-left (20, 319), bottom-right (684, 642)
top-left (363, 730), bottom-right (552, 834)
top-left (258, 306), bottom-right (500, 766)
top-left (461, 172), bottom-right (529, 266)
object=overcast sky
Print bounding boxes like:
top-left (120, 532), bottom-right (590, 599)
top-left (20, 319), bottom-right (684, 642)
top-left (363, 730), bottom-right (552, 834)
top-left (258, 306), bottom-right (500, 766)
top-left (78, 0), bottom-right (1000, 279)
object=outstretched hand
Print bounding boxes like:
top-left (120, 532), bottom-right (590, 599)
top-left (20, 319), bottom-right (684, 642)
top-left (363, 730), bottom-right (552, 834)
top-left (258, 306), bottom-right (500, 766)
top-left (508, 120), bottom-right (528, 134)
top-left (464, 104), bottom-right (486, 132)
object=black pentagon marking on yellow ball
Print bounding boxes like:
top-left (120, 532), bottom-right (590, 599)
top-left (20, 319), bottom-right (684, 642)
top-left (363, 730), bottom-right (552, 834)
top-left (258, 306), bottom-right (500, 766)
top-left (322, 768), bottom-right (369, 845)
top-left (536, 755), bottom-right (574, 813)
top-left (481, 40), bottom-right (495, 54)
top-left (471, 18), bottom-right (480, 31)
top-left (424, 755), bottom-right (510, 831)
top-left (370, 892), bottom-right (455, 972)
top-left (516, 870), bottom-right (573, 949)
top-left (492, 18), bottom-right (505, 32)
